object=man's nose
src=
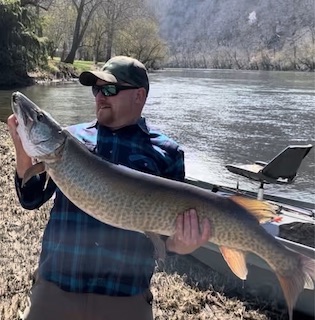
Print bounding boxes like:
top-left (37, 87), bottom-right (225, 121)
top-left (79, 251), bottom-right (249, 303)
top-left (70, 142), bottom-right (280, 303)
top-left (95, 90), bottom-right (106, 100)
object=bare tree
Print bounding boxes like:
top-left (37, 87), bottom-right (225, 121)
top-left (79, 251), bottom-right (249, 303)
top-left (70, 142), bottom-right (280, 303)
top-left (82, 8), bottom-right (110, 63)
top-left (100, 0), bottom-right (148, 61)
top-left (62, 0), bottom-right (102, 63)
top-left (21, 0), bottom-right (54, 10)
top-left (42, 0), bottom-right (76, 59)
top-left (115, 18), bottom-right (168, 68)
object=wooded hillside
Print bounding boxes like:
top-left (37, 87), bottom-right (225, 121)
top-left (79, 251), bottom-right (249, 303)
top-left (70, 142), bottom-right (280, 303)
top-left (147, 0), bottom-right (314, 70)
top-left (0, 0), bottom-right (314, 89)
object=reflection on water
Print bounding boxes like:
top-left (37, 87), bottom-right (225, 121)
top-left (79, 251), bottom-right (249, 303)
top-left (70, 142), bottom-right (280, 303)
top-left (0, 70), bottom-right (314, 202)
top-left (0, 83), bottom-right (96, 125)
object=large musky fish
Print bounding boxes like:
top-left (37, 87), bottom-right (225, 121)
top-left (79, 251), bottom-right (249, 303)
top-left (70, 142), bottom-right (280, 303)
top-left (11, 91), bottom-right (314, 320)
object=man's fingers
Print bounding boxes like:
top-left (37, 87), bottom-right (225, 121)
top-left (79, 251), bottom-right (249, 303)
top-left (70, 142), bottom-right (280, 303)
top-left (183, 210), bottom-right (191, 240)
top-left (200, 218), bottom-right (211, 242)
top-left (175, 213), bottom-right (184, 241)
top-left (7, 114), bottom-right (17, 128)
top-left (189, 209), bottom-right (200, 243)
top-left (7, 114), bottom-right (19, 139)
top-left (176, 209), bottom-right (210, 237)
top-left (168, 211), bottom-right (211, 255)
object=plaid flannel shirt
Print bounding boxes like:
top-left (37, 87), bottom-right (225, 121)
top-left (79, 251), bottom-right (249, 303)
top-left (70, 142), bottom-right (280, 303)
top-left (15, 118), bottom-right (185, 296)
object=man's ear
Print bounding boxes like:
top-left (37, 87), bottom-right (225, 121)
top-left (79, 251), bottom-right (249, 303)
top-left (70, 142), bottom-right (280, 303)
top-left (136, 87), bottom-right (147, 104)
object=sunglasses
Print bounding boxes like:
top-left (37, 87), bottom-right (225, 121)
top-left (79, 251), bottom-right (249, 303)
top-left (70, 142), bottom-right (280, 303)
top-left (92, 84), bottom-right (139, 97)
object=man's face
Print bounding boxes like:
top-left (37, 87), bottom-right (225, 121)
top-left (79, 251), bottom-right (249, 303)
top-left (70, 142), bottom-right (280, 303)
top-left (94, 79), bottom-right (145, 129)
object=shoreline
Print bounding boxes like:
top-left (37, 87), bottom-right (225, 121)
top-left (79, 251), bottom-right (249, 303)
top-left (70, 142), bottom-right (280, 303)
top-left (34, 78), bottom-right (79, 85)
top-left (2, 64), bottom-right (313, 90)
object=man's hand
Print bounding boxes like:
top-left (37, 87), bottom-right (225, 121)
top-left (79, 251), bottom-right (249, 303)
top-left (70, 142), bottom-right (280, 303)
top-left (7, 114), bottom-right (21, 143)
top-left (165, 209), bottom-right (211, 255)
top-left (7, 114), bottom-right (32, 178)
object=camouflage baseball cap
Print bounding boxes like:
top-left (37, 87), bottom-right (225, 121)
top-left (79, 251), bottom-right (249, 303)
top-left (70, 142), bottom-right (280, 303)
top-left (79, 56), bottom-right (149, 94)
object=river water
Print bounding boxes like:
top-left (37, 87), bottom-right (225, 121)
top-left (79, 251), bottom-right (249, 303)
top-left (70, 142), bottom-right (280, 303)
top-left (0, 69), bottom-right (314, 203)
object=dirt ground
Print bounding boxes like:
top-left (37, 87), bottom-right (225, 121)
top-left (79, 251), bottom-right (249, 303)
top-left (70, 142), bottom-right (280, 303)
top-left (0, 121), bottom-right (314, 320)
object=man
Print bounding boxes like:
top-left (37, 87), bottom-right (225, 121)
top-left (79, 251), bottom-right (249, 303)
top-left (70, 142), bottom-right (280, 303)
top-left (7, 56), bottom-right (211, 320)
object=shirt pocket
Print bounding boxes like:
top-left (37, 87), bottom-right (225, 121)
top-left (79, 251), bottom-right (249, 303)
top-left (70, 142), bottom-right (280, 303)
top-left (128, 154), bottom-right (161, 175)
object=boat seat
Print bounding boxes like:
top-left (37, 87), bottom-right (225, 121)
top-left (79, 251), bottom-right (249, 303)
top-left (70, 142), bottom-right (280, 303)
top-left (226, 144), bottom-right (313, 198)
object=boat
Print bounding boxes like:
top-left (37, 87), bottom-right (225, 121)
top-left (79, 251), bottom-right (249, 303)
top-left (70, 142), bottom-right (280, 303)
top-left (185, 144), bottom-right (315, 318)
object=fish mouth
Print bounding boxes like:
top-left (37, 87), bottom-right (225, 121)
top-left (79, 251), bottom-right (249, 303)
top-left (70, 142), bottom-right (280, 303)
top-left (11, 92), bottom-right (40, 124)
top-left (10, 91), bottom-right (66, 158)
top-left (12, 92), bottom-right (33, 130)
top-left (11, 92), bottom-right (22, 115)
top-left (11, 92), bottom-right (58, 130)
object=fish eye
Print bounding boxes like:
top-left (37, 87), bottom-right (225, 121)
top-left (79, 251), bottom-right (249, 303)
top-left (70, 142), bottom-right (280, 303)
top-left (37, 113), bottom-right (44, 121)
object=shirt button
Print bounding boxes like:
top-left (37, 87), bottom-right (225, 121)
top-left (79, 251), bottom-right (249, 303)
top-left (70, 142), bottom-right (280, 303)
top-left (109, 150), bottom-right (113, 154)
top-left (144, 162), bottom-right (148, 167)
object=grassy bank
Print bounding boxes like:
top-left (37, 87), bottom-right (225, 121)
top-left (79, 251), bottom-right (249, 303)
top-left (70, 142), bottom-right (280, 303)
top-left (28, 58), bottom-right (103, 83)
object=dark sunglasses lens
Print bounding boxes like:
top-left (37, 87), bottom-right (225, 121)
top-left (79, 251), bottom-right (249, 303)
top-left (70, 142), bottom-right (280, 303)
top-left (102, 85), bottom-right (117, 96)
top-left (92, 86), bottom-right (99, 96)
top-left (92, 85), bottom-right (118, 97)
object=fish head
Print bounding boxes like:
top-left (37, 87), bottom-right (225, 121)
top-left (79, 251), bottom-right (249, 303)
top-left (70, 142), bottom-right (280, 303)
top-left (11, 91), bottom-right (66, 160)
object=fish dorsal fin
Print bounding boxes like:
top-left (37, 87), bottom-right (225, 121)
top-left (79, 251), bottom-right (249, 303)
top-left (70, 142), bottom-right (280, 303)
top-left (220, 246), bottom-right (248, 280)
top-left (22, 162), bottom-right (46, 187)
top-left (230, 195), bottom-right (279, 224)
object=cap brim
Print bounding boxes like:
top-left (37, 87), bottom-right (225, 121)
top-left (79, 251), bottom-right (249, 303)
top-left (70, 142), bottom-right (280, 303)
top-left (79, 71), bottom-right (118, 86)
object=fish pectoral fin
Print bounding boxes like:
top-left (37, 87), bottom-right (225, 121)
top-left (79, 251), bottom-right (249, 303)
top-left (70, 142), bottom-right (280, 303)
top-left (22, 162), bottom-right (46, 187)
top-left (220, 246), bottom-right (248, 280)
top-left (43, 172), bottom-right (51, 191)
top-left (145, 232), bottom-right (166, 262)
top-left (230, 195), bottom-right (280, 223)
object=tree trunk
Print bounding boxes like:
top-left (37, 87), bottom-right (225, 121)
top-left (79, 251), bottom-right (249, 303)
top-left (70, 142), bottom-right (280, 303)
top-left (63, 44), bottom-right (78, 63)
top-left (62, 0), bottom-right (100, 64)
top-left (93, 38), bottom-right (101, 64)
top-left (60, 42), bottom-right (67, 61)
top-left (105, 28), bottom-right (114, 61)
top-left (62, 0), bottom-right (85, 64)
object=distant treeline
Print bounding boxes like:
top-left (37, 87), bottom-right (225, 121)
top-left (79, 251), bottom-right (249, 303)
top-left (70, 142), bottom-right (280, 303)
top-left (1, 0), bottom-right (314, 90)
top-left (148, 0), bottom-right (315, 71)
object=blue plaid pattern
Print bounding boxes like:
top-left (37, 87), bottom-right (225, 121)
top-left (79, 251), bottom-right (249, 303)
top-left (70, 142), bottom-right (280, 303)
top-left (15, 118), bottom-right (185, 296)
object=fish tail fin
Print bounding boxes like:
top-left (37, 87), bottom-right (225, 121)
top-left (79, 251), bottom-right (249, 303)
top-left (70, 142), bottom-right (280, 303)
top-left (276, 253), bottom-right (315, 320)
